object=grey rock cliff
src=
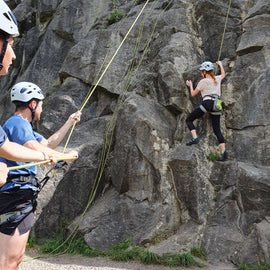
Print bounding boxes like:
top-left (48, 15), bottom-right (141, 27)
top-left (1, 0), bottom-right (269, 266)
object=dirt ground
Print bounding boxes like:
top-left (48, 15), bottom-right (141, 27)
top-left (19, 249), bottom-right (236, 270)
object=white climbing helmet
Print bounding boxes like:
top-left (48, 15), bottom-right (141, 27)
top-left (0, 0), bottom-right (19, 36)
top-left (199, 61), bottom-right (214, 71)
top-left (11, 82), bottom-right (44, 103)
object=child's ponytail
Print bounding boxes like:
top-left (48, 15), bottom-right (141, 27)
top-left (208, 71), bottom-right (218, 85)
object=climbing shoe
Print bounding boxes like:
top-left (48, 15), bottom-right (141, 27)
top-left (186, 137), bottom-right (199, 146)
top-left (217, 149), bottom-right (227, 161)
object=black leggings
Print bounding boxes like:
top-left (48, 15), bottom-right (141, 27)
top-left (186, 100), bottom-right (225, 144)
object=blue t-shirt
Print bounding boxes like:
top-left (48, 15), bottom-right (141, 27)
top-left (0, 115), bottom-right (44, 176)
top-left (0, 126), bottom-right (7, 147)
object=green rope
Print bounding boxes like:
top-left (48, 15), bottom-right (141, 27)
top-left (215, 0), bottom-right (232, 75)
top-left (62, 0), bottom-right (151, 152)
top-left (79, 1), bottom-right (138, 112)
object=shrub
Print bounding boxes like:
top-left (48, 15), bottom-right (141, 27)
top-left (107, 9), bottom-right (125, 25)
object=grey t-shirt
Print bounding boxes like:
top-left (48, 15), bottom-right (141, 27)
top-left (197, 75), bottom-right (222, 99)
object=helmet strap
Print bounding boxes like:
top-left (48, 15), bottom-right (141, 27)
top-left (0, 34), bottom-right (10, 71)
top-left (27, 100), bottom-right (40, 122)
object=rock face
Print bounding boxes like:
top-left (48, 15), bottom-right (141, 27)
top-left (1, 0), bottom-right (269, 266)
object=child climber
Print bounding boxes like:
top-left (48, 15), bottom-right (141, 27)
top-left (185, 61), bottom-right (227, 161)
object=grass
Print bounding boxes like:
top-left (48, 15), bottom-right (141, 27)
top-left (191, 247), bottom-right (206, 260)
top-left (27, 236), bottom-right (38, 248)
top-left (236, 262), bottom-right (270, 270)
top-left (149, 232), bottom-right (169, 245)
top-left (160, 253), bottom-right (202, 267)
top-left (31, 236), bottom-right (204, 268)
top-left (207, 152), bottom-right (220, 162)
top-left (175, 137), bottom-right (183, 144)
top-left (29, 235), bottom-right (270, 269)
top-left (141, 250), bottom-right (160, 264)
top-left (40, 237), bottom-right (65, 254)
top-left (40, 238), bottom-right (104, 258)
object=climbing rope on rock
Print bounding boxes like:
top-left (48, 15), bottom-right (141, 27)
top-left (215, 0), bottom-right (232, 74)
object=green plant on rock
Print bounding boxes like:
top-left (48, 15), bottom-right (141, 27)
top-left (140, 250), bottom-right (160, 265)
top-left (160, 252), bottom-right (202, 267)
top-left (67, 238), bottom-right (98, 257)
top-left (236, 261), bottom-right (270, 270)
top-left (150, 232), bottom-right (169, 245)
top-left (40, 237), bottom-right (65, 254)
top-left (145, 88), bottom-right (150, 94)
top-left (207, 152), bottom-right (220, 162)
top-left (36, 236), bottom-right (204, 268)
top-left (107, 9), bottom-right (125, 25)
top-left (237, 264), bottom-right (250, 270)
top-left (175, 137), bottom-right (183, 144)
top-left (27, 236), bottom-right (38, 248)
top-left (39, 233), bottom-right (103, 258)
top-left (232, 191), bottom-right (237, 200)
top-left (108, 238), bottom-right (134, 261)
top-left (190, 247), bottom-right (206, 260)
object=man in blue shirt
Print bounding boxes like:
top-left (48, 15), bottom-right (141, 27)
top-left (0, 0), bottom-right (56, 185)
top-left (0, 1), bottom-right (79, 268)
top-left (0, 81), bottom-right (80, 269)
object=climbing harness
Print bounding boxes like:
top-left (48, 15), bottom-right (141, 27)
top-left (0, 205), bottom-right (33, 225)
top-left (3, 174), bottom-right (40, 190)
top-left (0, 175), bottom-right (39, 225)
top-left (6, 160), bottom-right (71, 228)
top-left (204, 94), bottom-right (223, 111)
top-left (199, 104), bottom-right (221, 115)
top-left (1, 161), bottom-right (67, 225)
top-left (38, 160), bottom-right (68, 192)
